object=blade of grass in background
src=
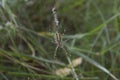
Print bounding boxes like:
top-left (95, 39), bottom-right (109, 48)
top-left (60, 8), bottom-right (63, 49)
top-left (114, 0), bottom-right (119, 34)
top-left (69, 47), bottom-right (119, 80)
top-left (87, 13), bottom-right (120, 36)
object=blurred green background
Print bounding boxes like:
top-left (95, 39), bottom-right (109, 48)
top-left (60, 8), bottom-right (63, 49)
top-left (0, 0), bottom-right (120, 80)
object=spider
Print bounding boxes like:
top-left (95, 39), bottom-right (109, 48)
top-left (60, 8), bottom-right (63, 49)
top-left (52, 7), bottom-right (68, 59)
top-left (54, 31), bottom-right (64, 58)
top-left (52, 6), bottom-right (78, 80)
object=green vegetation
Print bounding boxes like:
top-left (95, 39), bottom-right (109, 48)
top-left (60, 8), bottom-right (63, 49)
top-left (0, 0), bottom-right (120, 80)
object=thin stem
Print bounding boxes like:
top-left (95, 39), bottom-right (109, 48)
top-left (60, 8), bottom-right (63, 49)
top-left (63, 47), bottom-right (79, 80)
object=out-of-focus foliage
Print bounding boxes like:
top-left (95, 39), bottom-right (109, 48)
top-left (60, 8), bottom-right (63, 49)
top-left (0, 0), bottom-right (120, 80)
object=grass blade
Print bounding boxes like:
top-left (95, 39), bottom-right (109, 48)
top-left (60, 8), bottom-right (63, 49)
top-left (69, 47), bottom-right (119, 80)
